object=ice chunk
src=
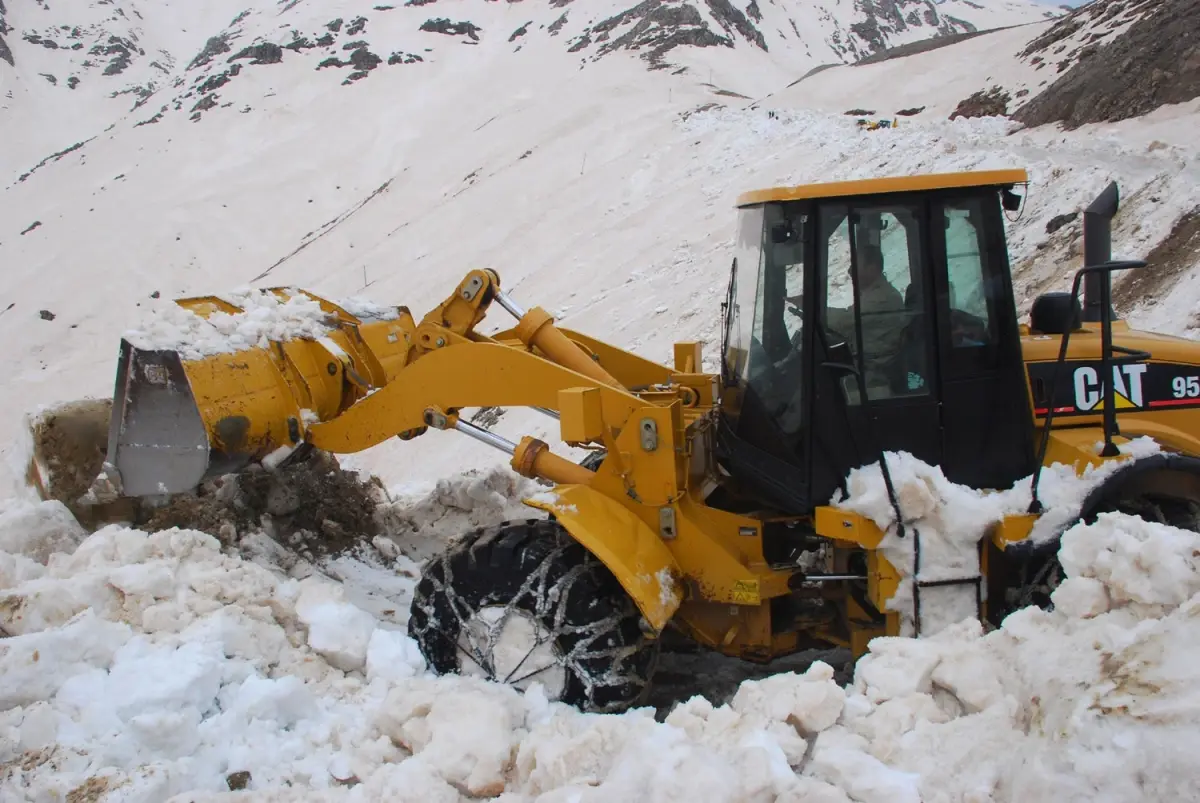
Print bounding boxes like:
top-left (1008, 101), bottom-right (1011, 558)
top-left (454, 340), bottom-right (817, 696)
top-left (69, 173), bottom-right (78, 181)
top-left (0, 499), bottom-right (86, 565)
top-left (365, 628), bottom-right (426, 685)
top-left (295, 577), bottom-right (377, 672)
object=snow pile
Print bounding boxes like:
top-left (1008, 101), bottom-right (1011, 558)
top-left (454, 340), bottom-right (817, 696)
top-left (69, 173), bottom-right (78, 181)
top-left (3, 455), bottom-right (1200, 801)
top-left (122, 288), bottom-right (338, 360)
top-left (833, 438), bottom-right (1163, 635)
top-left (375, 466), bottom-right (546, 563)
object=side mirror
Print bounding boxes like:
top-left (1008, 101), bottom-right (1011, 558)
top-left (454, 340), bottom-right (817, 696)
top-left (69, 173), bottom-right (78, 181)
top-left (1002, 189), bottom-right (1023, 212)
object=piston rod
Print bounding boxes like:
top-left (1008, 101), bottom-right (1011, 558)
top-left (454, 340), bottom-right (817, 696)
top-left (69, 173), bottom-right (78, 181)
top-left (454, 420), bottom-right (517, 455)
top-left (494, 288), bottom-right (526, 319)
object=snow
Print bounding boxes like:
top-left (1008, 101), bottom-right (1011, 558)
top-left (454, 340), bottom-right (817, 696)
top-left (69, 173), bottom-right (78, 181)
top-left (832, 438), bottom-right (1164, 635)
top-left (0, 455), bottom-right (1198, 800)
top-left (123, 288), bottom-right (336, 360)
top-left (3, 0), bottom-right (1200, 798)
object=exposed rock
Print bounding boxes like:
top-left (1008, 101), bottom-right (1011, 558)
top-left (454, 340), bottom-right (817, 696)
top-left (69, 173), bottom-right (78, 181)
top-left (509, 22), bottom-right (531, 42)
top-left (703, 0), bottom-right (767, 51)
top-left (191, 93), bottom-right (218, 115)
top-left (746, 0), bottom-right (762, 22)
top-left (197, 63), bottom-right (242, 94)
top-left (91, 35), bottom-right (139, 76)
top-left (1014, 0), bottom-right (1200, 130)
top-left (949, 86), bottom-right (1010, 120)
top-left (38, 308), bottom-right (54, 319)
top-left (326, 18), bottom-right (344, 32)
top-left (896, 106), bottom-right (925, 116)
top-left (348, 47), bottom-right (381, 71)
top-left (229, 42), bottom-right (283, 65)
top-left (0, 0), bottom-right (11, 67)
top-left (588, 1), bottom-right (733, 68)
top-left (420, 18), bottom-right (482, 40)
top-left (388, 51), bottom-right (423, 64)
top-left (342, 40), bottom-right (368, 50)
top-left (548, 13), bottom-right (568, 36)
top-left (188, 34), bottom-right (232, 70)
top-left (23, 223), bottom-right (43, 236)
top-left (134, 109), bottom-right (165, 127)
top-left (67, 76), bottom-right (79, 89)
top-left (17, 139), bottom-right (92, 183)
top-left (39, 73), bottom-right (56, 85)
top-left (845, 108), bottom-right (876, 115)
top-left (1045, 211), bottom-right (1078, 235)
top-left (347, 16), bottom-right (368, 36)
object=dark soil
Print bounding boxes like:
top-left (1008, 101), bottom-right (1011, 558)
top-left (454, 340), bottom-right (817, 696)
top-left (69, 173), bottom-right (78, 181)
top-left (27, 398), bottom-right (114, 519)
top-left (139, 450), bottom-right (387, 555)
top-left (29, 398), bottom-right (387, 556)
top-left (1015, 0), bottom-right (1200, 130)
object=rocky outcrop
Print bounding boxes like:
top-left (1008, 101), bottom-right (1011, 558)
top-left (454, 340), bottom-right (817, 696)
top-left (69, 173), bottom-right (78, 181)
top-left (586, 1), bottom-right (735, 67)
top-left (0, 0), bottom-right (12, 67)
top-left (950, 86), bottom-right (1010, 120)
top-left (1015, 0), bottom-right (1200, 129)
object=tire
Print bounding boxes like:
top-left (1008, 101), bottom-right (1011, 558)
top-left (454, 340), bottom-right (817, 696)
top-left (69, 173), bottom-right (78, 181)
top-left (998, 489), bottom-right (1200, 620)
top-left (408, 519), bottom-right (659, 713)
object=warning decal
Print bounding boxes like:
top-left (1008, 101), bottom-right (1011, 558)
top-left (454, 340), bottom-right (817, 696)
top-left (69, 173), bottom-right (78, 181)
top-left (1027, 360), bottom-right (1200, 417)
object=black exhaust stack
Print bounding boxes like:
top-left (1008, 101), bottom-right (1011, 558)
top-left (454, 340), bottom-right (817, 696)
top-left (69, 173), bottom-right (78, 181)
top-left (1082, 181), bottom-right (1120, 322)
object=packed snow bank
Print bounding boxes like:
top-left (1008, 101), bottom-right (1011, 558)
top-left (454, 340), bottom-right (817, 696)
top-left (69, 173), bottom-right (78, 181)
top-left (833, 439), bottom-right (1162, 635)
top-left (3, 454), bottom-right (1200, 801)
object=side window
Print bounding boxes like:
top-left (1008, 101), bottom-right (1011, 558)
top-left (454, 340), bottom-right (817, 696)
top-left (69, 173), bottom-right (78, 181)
top-left (944, 200), bottom-right (996, 348)
top-left (820, 204), bottom-right (928, 404)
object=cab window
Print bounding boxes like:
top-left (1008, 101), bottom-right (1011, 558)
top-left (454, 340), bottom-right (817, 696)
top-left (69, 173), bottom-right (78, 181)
top-left (819, 203), bottom-right (929, 404)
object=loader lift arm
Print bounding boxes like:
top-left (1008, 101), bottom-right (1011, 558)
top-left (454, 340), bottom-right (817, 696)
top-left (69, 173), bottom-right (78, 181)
top-left (305, 268), bottom-right (706, 490)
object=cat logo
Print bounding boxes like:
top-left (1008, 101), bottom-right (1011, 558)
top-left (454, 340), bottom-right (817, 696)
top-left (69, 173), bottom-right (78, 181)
top-left (1073, 364), bottom-right (1147, 411)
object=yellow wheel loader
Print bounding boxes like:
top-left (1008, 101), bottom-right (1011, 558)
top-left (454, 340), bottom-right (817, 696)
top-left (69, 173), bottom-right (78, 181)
top-left (27, 169), bottom-right (1200, 712)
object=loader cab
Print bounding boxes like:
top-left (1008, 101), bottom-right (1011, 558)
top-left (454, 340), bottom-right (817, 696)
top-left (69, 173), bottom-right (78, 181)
top-left (719, 170), bottom-right (1036, 514)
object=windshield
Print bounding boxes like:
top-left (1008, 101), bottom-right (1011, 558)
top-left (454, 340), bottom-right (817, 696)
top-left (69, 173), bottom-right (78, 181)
top-left (725, 202), bottom-right (808, 435)
top-left (723, 205), bottom-right (764, 382)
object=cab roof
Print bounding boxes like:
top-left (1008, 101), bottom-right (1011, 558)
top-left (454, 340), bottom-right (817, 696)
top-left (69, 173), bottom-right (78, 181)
top-left (735, 169), bottom-right (1028, 207)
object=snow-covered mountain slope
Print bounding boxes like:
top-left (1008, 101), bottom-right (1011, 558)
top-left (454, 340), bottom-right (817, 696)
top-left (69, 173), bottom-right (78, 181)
top-left (0, 0), bottom-right (1057, 174)
top-left (3, 34), bottom-right (1198, 498)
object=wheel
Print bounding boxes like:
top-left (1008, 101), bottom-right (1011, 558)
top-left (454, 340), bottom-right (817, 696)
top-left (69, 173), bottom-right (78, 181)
top-left (998, 488), bottom-right (1200, 620)
top-left (408, 519), bottom-right (659, 712)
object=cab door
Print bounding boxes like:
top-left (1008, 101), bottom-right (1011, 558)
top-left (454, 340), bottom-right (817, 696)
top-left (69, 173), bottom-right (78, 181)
top-left (805, 198), bottom-right (943, 504)
top-left (929, 190), bottom-right (1035, 489)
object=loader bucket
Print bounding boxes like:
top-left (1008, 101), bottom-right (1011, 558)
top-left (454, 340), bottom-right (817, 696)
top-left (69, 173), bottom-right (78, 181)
top-left (27, 397), bottom-right (115, 509)
top-left (105, 339), bottom-right (213, 497)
